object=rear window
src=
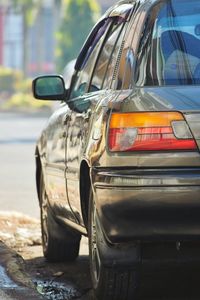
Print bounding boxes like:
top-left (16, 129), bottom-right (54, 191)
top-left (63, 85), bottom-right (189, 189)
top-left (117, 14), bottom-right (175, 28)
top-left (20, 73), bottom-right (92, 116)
top-left (136, 0), bottom-right (200, 86)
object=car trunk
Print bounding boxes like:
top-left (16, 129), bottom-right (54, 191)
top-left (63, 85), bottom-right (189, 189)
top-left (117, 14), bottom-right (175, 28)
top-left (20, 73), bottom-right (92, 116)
top-left (118, 86), bottom-right (200, 151)
top-left (184, 113), bottom-right (200, 150)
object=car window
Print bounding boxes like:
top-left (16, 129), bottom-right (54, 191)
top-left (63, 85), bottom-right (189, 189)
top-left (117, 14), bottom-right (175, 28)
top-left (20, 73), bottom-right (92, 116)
top-left (69, 18), bottom-right (112, 99)
top-left (102, 21), bottom-right (130, 90)
top-left (69, 5), bottom-right (134, 99)
top-left (89, 19), bottom-right (126, 91)
top-left (112, 24), bottom-right (136, 90)
top-left (135, 0), bottom-right (200, 86)
top-left (110, 3), bottom-right (140, 90)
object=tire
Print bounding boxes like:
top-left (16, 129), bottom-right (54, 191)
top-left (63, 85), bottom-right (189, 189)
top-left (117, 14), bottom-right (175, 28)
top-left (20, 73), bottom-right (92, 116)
top-left (88, 188), bottom-right (138, 300)
top-left (39, 173), bottom-right (81, 262)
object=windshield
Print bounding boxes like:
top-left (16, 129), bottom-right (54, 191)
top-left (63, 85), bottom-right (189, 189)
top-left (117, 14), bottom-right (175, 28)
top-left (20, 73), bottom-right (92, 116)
top-left (136, 0), bottom-right (200, 86)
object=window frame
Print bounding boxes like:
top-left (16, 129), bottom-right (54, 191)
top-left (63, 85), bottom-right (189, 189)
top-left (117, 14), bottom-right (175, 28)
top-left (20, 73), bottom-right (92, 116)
top-left (88, 18), bottom-right (128, 92)
top-left (68, 18), bottom-right (113, 100)
top-left (67, 3), bottom-right (134, 100)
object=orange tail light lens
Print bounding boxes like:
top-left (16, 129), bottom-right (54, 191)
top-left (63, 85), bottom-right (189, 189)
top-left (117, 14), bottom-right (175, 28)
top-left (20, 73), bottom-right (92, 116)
top-left (108, 112), bottom-right (197, 152)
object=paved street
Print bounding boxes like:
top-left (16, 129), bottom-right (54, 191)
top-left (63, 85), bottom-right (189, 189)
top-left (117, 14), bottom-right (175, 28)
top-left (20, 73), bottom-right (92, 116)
top-left (0, 111), bottom-right (91, 300)
top-left (0, 112), bottom-right (48, 218)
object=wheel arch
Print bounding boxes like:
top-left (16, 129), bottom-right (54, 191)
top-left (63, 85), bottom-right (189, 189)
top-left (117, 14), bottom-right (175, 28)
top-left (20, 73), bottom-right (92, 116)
top-left (80, 160), bottom-right (91, 230)
top-left (35, 146), bottom-right (42, 204)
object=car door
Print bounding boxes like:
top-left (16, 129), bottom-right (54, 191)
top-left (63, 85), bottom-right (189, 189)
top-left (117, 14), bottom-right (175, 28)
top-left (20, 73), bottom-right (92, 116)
top-left (65, 4), bottom-right (134, 227)
top-left (44, 102), bottom-right (78, 223)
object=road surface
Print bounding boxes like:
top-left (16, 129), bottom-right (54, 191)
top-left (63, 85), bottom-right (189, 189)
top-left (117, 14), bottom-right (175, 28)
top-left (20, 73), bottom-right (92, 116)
top-left (0, 112), bottom-right (48, 218)
top-left (0, 111), bottom-right (91, 299)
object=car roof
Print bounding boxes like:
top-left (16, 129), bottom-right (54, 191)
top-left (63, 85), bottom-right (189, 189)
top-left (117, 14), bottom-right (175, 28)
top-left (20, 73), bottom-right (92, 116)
top-left (110, 0), bottom-right (168, 10)
top-left (106, 0), bottom-right (159, 17)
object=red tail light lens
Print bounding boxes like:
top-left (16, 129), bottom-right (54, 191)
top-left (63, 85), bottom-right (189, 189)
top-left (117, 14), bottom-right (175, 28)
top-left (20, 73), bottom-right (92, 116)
top-left (108, 112), bottom-right (197, 152)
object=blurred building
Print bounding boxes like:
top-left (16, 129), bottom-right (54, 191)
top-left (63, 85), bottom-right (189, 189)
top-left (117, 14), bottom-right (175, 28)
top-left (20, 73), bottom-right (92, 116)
top-left (28, 5), bottom-right (55, 76)
top-left (0, 5), bottom-right (22, 69)
top-left (0, 1), bottom-right (55, 77)
top-left (0, 0), bottom-right (116, 77)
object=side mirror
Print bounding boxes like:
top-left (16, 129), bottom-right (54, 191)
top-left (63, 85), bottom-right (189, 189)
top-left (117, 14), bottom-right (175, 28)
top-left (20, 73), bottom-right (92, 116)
top-left (32, 75), bottom-right (66, 101)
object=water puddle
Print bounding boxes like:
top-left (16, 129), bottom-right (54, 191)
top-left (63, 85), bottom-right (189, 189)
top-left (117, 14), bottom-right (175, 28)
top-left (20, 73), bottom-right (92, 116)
top-left (0, 266), bottom-right (18, 288)
top-left (35, 280), bottom-right (82, 300)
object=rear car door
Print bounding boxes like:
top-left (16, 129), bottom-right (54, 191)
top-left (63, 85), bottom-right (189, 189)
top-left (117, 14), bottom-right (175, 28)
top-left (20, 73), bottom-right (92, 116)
top-left (65, 4), bottom-right (133, 226)
top-left (43, 103), bottom-right (75, 221)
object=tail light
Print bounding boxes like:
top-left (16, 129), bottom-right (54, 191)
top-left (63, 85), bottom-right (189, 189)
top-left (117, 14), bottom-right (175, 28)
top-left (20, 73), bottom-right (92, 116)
top-left (108, 112), bottom-right (197, 152)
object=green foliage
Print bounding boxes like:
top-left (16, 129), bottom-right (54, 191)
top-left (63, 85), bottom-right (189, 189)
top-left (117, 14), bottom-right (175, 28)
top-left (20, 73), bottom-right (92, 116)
top-left (3, 93), bottom-right (52, 111)
top-left (0, 67), bottom-right (23, 93)
top-left (0, 67), bottom-right (51, 112)
top-left (15, 78), bottom-right (32, 93)
top-left (56, 0), bottom-right (100, 71)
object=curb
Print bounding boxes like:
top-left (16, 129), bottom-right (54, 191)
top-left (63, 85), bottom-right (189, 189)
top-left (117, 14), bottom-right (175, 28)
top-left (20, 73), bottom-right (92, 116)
top-left (0, 241), bottom-right (44, 299)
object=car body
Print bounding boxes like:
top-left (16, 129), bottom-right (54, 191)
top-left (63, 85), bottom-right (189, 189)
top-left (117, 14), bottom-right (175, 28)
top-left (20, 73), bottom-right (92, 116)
top-left (33, 0), bottom-right (200, 299)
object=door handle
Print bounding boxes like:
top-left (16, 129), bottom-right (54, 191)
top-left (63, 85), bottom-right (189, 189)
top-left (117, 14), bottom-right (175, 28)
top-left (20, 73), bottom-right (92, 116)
top-left (62, 131), bottom-right (67, 138)
top-left (62, 115), bottom-right (71, 125)
top-left (60, 115), bottom-right (70, 138)
top-left (59, 131), bottom-right (67, 138)
top-left (84, 110), bottom-right (91, 120)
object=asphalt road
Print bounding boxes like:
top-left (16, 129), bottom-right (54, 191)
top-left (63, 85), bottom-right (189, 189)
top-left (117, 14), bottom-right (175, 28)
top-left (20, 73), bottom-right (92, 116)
top-left (0, 112), bottom-right (48, 218)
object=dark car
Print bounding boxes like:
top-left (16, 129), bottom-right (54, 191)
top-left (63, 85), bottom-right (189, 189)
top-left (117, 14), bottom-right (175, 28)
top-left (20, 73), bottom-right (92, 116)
top-left (32, 0), bottom-right (200, 299)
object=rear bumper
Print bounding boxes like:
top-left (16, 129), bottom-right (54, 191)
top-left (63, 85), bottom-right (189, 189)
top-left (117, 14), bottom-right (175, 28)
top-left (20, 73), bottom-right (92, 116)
top-left (92, 167), bottom-right (200, 244)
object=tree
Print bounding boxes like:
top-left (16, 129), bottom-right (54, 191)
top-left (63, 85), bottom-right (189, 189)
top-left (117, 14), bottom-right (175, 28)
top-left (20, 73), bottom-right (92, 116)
top-left (56, 0), bottom-right (100, 72)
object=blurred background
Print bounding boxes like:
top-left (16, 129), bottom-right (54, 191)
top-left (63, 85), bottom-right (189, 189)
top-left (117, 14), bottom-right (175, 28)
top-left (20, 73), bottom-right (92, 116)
top-left (0, 0), bottom-right (116, 219)
top-left (0, 0), bottom-right (116, 112)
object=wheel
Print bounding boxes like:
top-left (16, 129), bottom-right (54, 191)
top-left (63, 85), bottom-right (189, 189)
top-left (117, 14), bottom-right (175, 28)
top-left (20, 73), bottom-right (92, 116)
top-left (88, 189), bottom-right (138, 300)
top-left (39, 173), bottom-right (81, 262)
